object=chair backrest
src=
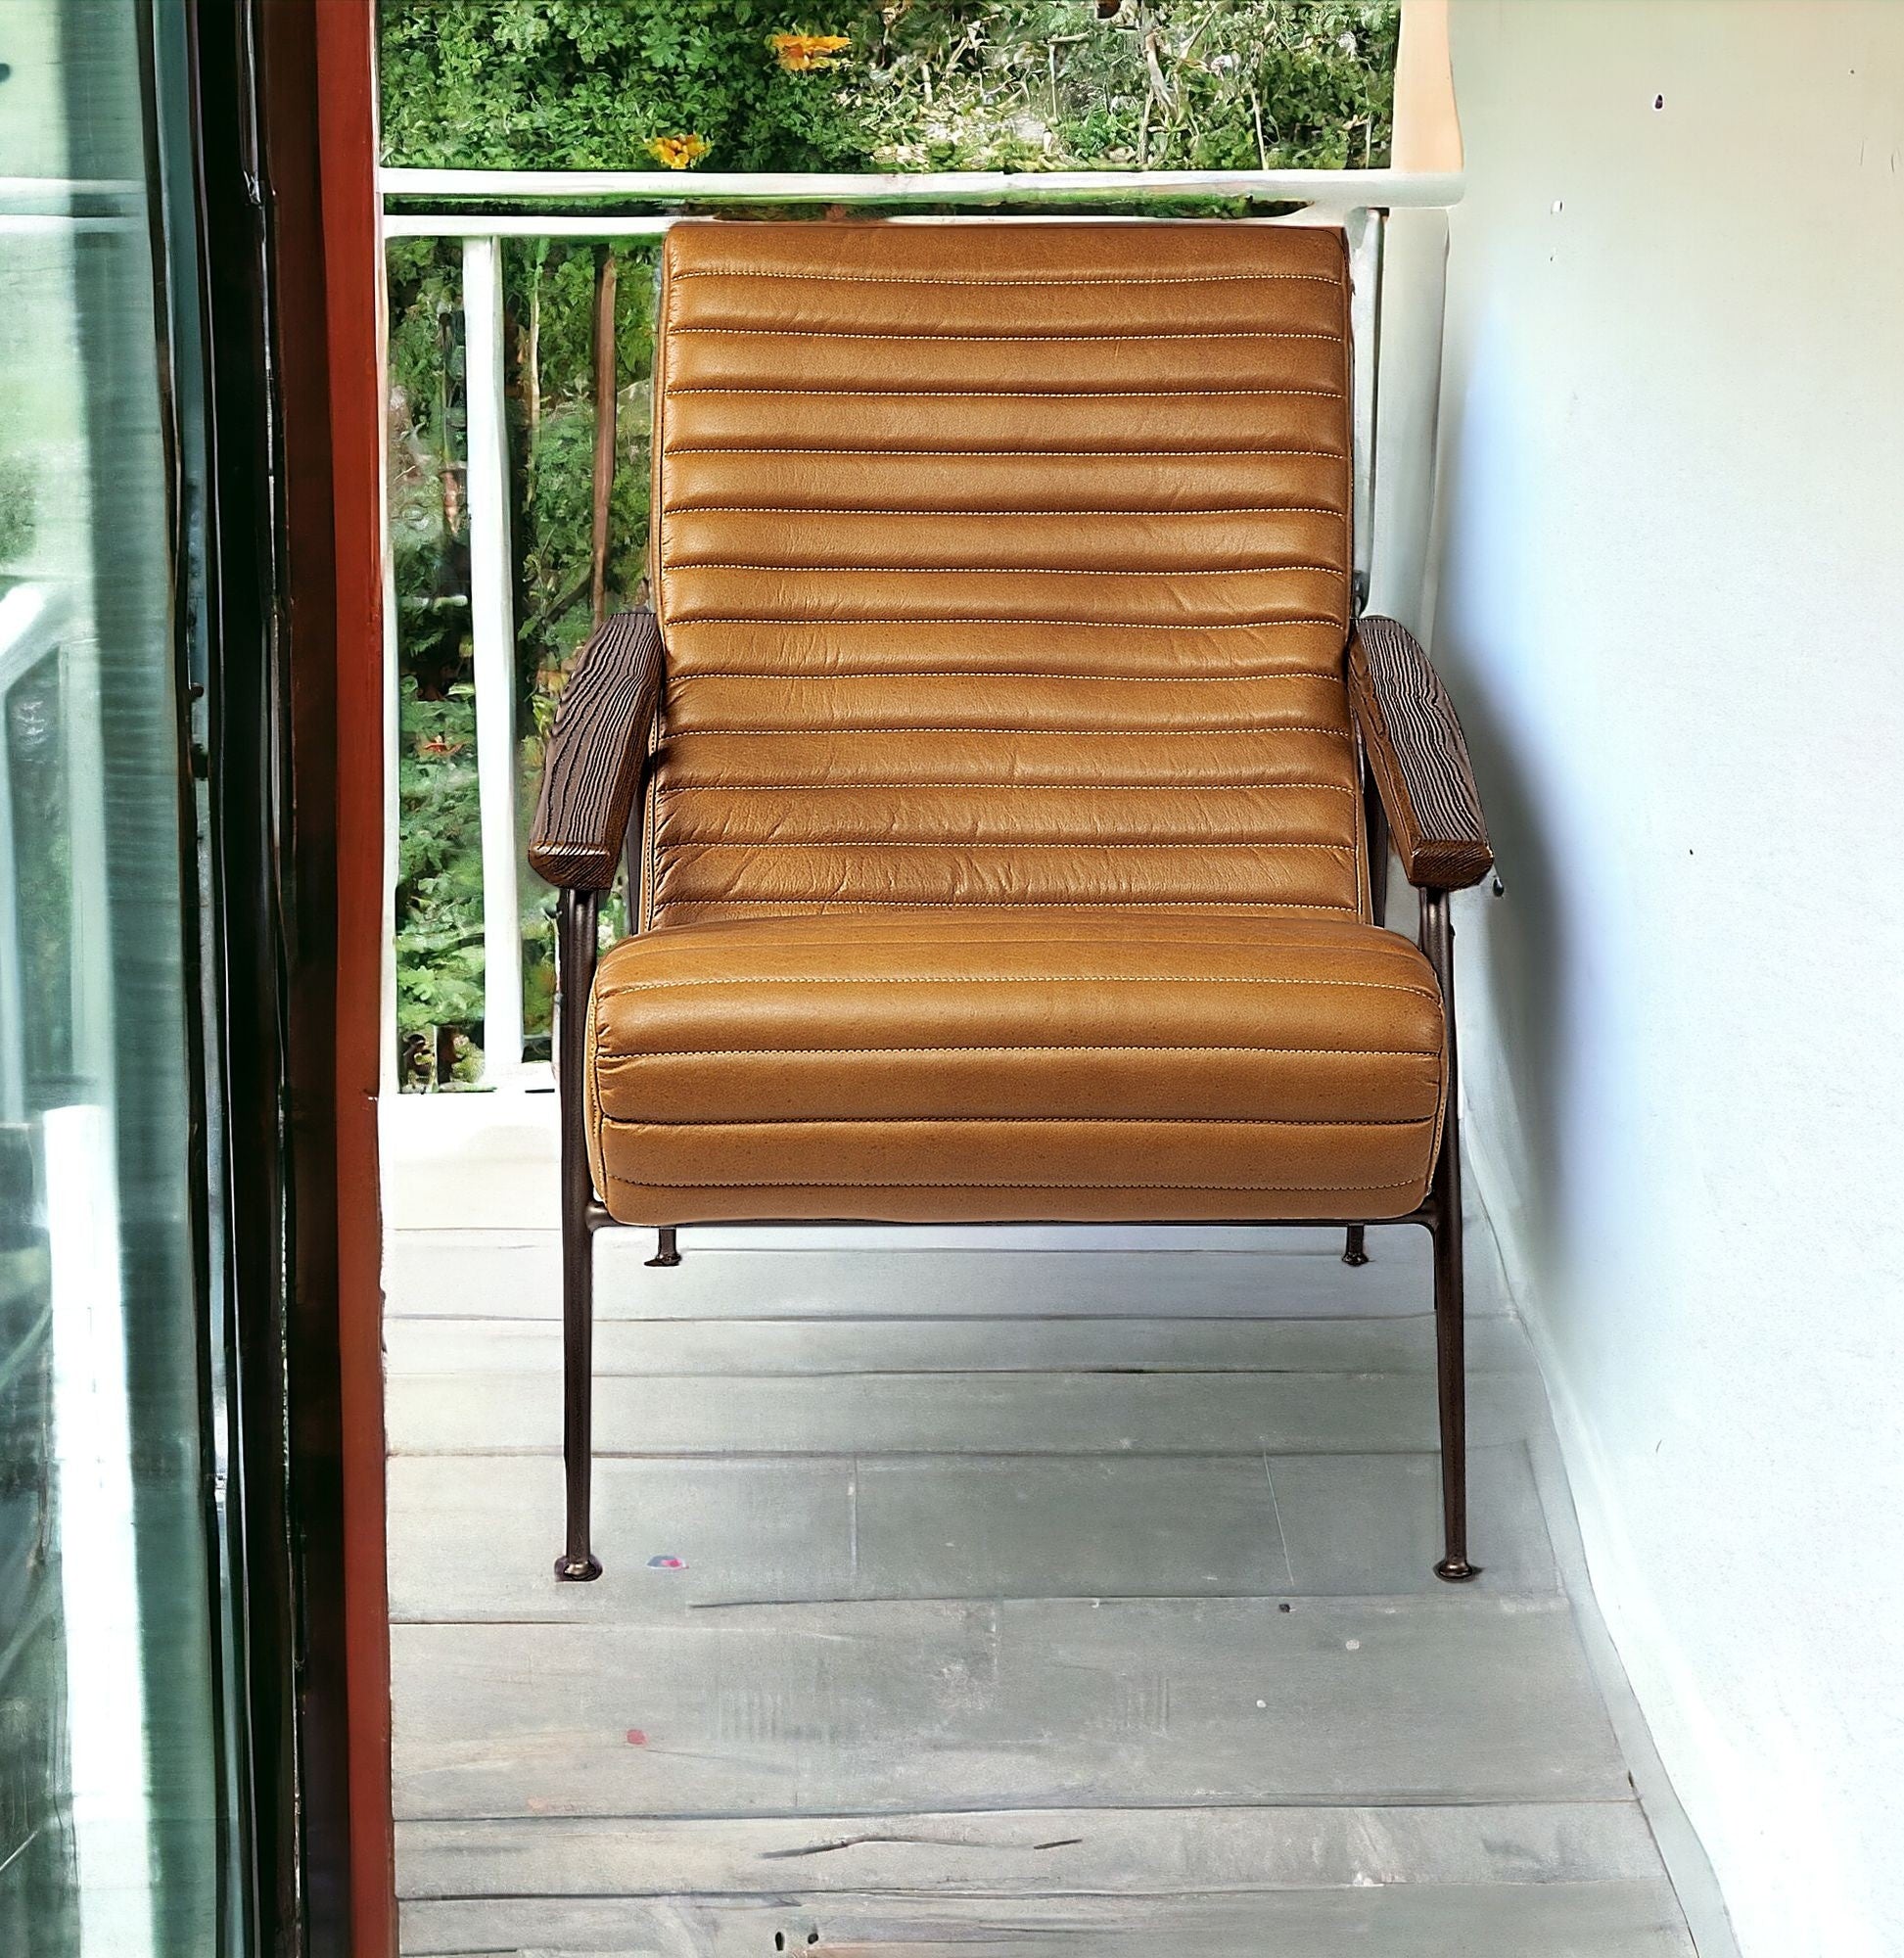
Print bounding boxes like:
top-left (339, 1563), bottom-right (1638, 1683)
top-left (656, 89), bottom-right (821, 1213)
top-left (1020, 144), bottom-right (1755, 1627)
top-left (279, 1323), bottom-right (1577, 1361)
top-left (643, 219), bottom-right (1364, 928)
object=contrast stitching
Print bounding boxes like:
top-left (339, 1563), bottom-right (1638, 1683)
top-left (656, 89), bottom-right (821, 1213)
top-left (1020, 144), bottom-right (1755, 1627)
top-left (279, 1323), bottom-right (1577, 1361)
top-left (668, 618), bottom-right (1344, 631)
top-left (666, 724), bottom-right (1351, 737)
top-left (664, 839), bottom-right (1354, 851)
top-left (673, 327), bottom-right (1343, 342)
top-left (654, 781), bottom-right (1357, 796)
top-left (603, 1042), bottom-right (1433, 1057)
top-left (667, 446), bottom-right (1348, 458)
top-left (668, 670), bottom-right (1343, 682)
top-left (649, 897), bottom-right (1361, 914)
top-left (666, 387), bottom-right (1345, 399)
top-left (672, 270), bottom-right (1343, 288)
top-left (662, 562), bottom-right (1349, 579)
top-left (597, 972), bottom-right (1433, 1001)
top-left (584, 977), bottom-right (609, 1200)
top-left (662, 507), bottom-right (1348, 520)
top-left (604, 1174), bottom-right (1419, 1192)
top-left (601, 1114), bottom-right (1434, 1129)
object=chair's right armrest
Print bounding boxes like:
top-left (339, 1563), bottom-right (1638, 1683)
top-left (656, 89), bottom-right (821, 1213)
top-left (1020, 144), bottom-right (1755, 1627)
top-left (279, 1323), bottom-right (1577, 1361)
top-left (528, 607), bottom-right (665, 891)
top-left (1347, 615), bottom-right (1493, 891)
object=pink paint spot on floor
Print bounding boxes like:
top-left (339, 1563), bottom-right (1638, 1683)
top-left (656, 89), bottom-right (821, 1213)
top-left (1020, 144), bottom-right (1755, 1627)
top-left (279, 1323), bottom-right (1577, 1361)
top-left (626, 1729), bottom-right (648, 1747)
top-left (647, 1555), bottom-right (687, 1570)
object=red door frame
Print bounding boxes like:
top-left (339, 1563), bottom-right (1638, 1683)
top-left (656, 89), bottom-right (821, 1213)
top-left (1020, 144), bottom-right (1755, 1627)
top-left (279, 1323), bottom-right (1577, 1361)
top-left (308, 4), bottom-right (395, 1949)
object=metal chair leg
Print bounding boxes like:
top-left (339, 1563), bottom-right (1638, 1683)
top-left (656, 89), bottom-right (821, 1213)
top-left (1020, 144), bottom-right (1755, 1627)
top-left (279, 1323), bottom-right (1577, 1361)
top-left (1345, 769), bottom-right (1388, 1275)
top-left (554, 888), bottom-right (603, 1583)
top-left (645, 1226), bottom-right (681, 1268)
top-left (1429, 1194), bottom-right (1475, 1582)
top-left (1420, 888), bottom-right (1478, 1583)
top-left (1365, 766), bottom-right (1391, 929)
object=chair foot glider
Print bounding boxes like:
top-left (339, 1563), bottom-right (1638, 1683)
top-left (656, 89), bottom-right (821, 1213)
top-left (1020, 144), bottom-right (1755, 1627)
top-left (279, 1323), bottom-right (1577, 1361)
top-left (529, 221), bottom-right (1493, 1589)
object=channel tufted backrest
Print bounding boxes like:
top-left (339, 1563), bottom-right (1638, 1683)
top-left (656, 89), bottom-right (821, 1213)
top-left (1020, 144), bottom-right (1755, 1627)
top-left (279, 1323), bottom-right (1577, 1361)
top-left (644, 219), bottom-right (1364, 927)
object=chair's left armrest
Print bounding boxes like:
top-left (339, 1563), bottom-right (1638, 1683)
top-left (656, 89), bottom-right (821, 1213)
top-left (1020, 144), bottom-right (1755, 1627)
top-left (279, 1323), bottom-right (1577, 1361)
top-left (528, 607), bottom-right (665, 891)
top-left (1347, 615), bottom-right (1493, 891)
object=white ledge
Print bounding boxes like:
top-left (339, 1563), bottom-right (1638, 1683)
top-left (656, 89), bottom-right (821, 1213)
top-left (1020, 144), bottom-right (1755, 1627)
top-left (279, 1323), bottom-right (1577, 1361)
top-left (380, 164), bottom-right (1463, 220)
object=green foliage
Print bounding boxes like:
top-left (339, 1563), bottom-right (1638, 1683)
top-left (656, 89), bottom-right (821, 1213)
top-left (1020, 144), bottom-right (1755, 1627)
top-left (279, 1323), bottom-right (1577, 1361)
top-left (395, 679), bottom-right (485, 1085)
top-left (382, 3), bottom-right (1397, 176)
top-left (0, 454), bottom-right (34, 566)
top-left (852, 2), bottom-right (1398, 172)
top-left (388, 235), bottom-right (653, 1081)
top-left (381, 0), bottom-right (871, 169)
top-left (381, 1), bottom-right (1398, 1086)
top-left (515, 243), bottom-right (656, 701)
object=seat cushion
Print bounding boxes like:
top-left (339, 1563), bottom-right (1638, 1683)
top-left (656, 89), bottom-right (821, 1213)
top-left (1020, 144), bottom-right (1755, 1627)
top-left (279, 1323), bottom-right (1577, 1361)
top-left (585, 910), bottom-right (1446, 1226)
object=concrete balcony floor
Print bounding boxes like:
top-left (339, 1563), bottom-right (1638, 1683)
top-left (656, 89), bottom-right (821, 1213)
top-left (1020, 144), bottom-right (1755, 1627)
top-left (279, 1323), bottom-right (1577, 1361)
top-left (382, 1096), bottom-right (1728, 1957)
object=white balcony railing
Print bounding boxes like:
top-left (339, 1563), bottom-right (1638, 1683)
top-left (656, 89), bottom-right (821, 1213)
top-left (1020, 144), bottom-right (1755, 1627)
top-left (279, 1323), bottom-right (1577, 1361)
top-left (378, 166), bottom-right (1463, 1093)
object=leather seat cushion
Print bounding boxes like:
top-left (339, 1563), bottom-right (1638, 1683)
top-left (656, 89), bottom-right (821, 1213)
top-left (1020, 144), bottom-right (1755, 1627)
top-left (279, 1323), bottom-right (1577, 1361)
top-left (586, 910), bottom-right (1446, 1225)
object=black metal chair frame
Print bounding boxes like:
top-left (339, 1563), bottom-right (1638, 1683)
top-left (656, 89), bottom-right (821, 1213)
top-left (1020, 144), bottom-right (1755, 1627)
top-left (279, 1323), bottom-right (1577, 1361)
top-left (540, 641), bottom-right (1486, 1587)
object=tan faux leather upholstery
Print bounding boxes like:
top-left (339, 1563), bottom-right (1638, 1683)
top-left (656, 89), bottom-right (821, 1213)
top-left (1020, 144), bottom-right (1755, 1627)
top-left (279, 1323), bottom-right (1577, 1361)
top-left (588, 219), bottom-right (1448, 1225)
top-left (645, 220), bottom-right (1362, 924)
top-left (588, 910), bottom-right (1446, 1223)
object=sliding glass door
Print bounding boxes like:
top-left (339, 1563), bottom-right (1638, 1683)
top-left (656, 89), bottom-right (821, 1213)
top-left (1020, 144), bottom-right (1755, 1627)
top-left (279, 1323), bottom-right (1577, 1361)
top-left (0, 3), bottom-right (244, 1951)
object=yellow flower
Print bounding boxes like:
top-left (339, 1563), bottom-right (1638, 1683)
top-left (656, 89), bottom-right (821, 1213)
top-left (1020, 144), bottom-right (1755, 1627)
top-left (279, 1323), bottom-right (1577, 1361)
top-left (647, 132), bottom-right (711, 170)
top-left (768, 31), bottom-right (852, 72)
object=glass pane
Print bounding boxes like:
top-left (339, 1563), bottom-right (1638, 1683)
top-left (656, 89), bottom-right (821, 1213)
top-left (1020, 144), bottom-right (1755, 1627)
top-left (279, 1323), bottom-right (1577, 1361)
top-left (0, 3), bottom-right (239, 1953)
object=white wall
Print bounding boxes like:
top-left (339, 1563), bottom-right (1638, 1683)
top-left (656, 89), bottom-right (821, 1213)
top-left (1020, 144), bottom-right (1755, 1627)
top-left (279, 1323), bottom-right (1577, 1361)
top-left (1432, 6), bottom-right (1904, 1954)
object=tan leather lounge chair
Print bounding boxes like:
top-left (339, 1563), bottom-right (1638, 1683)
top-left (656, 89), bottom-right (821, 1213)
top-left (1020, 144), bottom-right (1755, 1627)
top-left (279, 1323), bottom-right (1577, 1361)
top-left (530, 219), bottom-right (1492, 1584)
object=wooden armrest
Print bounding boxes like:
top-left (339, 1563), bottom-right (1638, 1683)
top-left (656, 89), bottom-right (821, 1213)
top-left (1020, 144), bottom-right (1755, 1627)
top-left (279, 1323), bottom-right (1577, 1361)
top-left (1348, 615), bottom-right (1493, 891)
top-left (528, 607), bottom-right (664, 890)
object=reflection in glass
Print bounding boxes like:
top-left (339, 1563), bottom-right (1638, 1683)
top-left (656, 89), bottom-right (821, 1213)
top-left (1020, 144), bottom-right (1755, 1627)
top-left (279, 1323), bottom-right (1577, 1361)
top-left (0, 3), bottom-right (238, 1952)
